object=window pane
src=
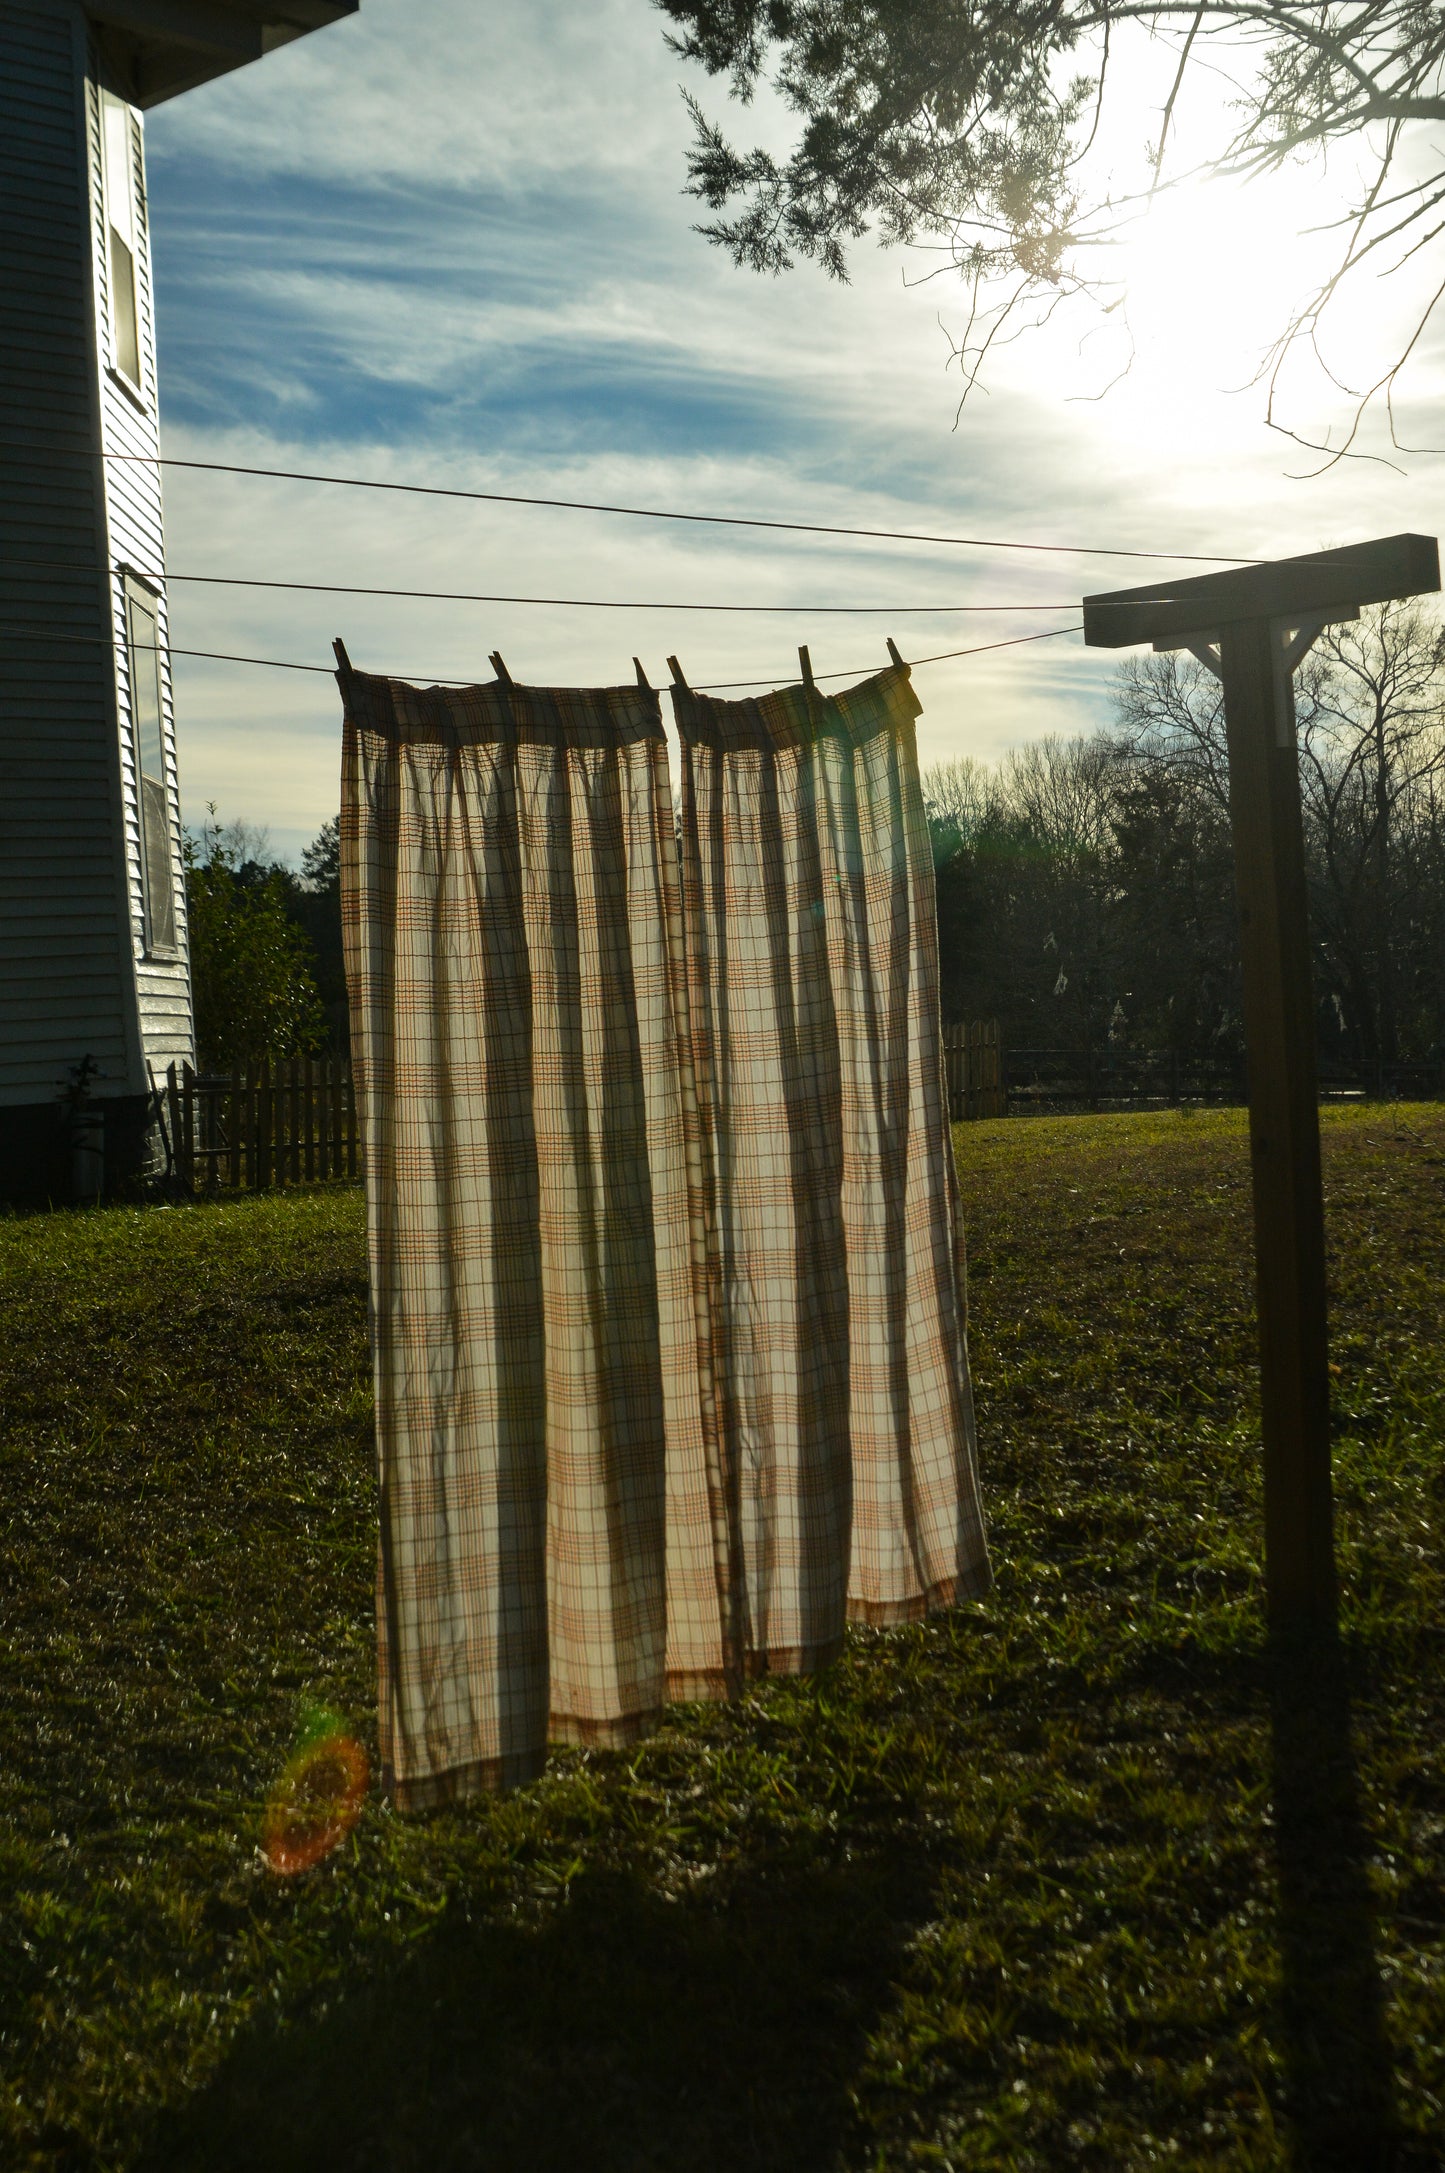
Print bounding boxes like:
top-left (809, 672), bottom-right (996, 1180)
top-left (127, 592), bottom-right (173, 952)
top-left (110, 227), bottom-right (141, 385)
top-left (141, 775), bottom-right (176, 952)
top-left (103, 96), bottom-right (134, 247)
top-left (128, 596), bottom-right (163, 780)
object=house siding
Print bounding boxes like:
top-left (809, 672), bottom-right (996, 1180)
top-left (0, 0), bottom-right (194, 1125)
top-left (87, 40), bottom-right (194, 1080)
top-left (0, 0), bottom-right (140, 1107)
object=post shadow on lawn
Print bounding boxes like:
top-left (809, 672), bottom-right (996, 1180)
top-left (139, 1844), bottom-right (930, 2173)
top-left (1267, 1624), bottom-right (1405, 2171)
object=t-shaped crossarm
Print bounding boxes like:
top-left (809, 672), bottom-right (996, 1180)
top-left (1082, 533), bottom-right (1438, 651)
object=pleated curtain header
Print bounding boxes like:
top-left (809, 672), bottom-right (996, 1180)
top-left (670, 659), bottom-right (921, 753)
top-left (340, 669), bottom-right (665, 750)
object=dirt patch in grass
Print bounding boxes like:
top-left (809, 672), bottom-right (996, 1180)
top-left (2, 1107), bottom-right (1443, 2170)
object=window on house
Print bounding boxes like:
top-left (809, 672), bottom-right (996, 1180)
top-left (125, 583), bottom-right (177, 954)
top-left (102, 92), bottom-right (142, 389)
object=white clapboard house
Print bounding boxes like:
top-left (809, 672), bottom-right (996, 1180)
top-left (1, 0), bottom-right (355, 1203)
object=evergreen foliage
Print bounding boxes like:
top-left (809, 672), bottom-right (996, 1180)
top-left (184, 818), bottom-right (325, 1072)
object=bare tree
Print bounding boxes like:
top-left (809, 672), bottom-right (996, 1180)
top-left (924, 603), bottom-right (1445, 1069)
top-left (1003, 733), bottom-right (1119, 866)
top-left (1108, 603), bottom-right (1445, 1062)
top-left (1114, 650), bottom-right (1231, 816)
top-left (922, 754), bottom-right (1001, 845)
top-left (659, 1), bottom-right (1445, 458)
top-left (1301, 602), bottom-right (1445, 1062)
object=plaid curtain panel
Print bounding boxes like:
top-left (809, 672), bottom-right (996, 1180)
top-left (672, 662), bottom-right (991, 1676)
top-left (340, 658), bottom-right (989, 1809)
top-left (340, 671), bottom-right (728, 1809)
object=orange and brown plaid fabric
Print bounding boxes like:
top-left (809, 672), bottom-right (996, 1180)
top-left (673, 662), bottom-right (990, 1676)
top-left (340, 671), bottom-right (727, 1809)
top-left (340, 660), bottom-right (988, 1811)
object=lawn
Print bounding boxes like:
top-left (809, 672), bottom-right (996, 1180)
top-left (2, 1105), bottom-right (1444, 2171)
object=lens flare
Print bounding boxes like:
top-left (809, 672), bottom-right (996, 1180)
top-left (262, 1708), bottom-right (369, 1876)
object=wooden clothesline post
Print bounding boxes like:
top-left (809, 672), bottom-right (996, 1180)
top-left (1083, 534), bottom-right (1440, 1633)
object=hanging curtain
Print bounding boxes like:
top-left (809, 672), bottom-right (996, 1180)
top-left (339, 671), bottom-right (726, 1809)
top-left (671, 661), bottom-right (990, 1677)
top-left (340, 657), bottom-right (989, 1812)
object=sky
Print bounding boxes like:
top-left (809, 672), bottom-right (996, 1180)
top-left (141, 0), bottom-right (1445, 862)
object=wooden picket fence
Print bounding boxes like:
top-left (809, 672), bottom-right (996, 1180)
top-left (162, 1057), bottom-right (359, 1192)
top-left (162, 1029), bottom-right (1428, 1180)
top-left (942, 1019), bottom-right (1006, 1121)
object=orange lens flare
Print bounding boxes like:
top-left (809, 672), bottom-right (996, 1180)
top-left (262, 1723), bottom-right (369, 1876)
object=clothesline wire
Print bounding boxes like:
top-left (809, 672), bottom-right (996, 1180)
top-left (4, 555), bottom-right (1190, 613)
top-left (0, 619), bottom-right (1085, 689)
top-left (698, 625), bottom-right (1085, 689)
top-left (75, 449), bottom-right (1258, 567)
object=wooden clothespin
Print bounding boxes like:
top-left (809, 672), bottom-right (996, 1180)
top-left (332, 637), bottom-right (354, 676)
top-left (634, 657), bottom-right (652, 691)
top-left (488, 651), bottom-right (514, 687)
top-left (667, 655), bottom-right (688, 691)
top-left (886, 637), bottom-right (906, 672)
top-left (798, 644), bottom-right (816, 694)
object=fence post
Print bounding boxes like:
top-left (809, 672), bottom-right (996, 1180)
top-left (182, 1062), bottom-right (197, 1188)
top-left (165, 1061), bottom-right (186, 1189)
top-left (198, 1068), bottom-right (212, 1192)
top-left (256, 1061), bottom-right (270, 1191)
top-left (227, 1070), bottom-right (240, 1190)
top-left (304, 1056), bottom-right (317, 1184)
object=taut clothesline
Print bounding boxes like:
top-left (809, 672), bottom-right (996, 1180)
top-left (0, 619), bottom-right (1086, 692)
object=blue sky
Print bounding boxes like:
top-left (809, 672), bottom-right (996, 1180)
top-left (142, 0), bottom-right (1445, 861)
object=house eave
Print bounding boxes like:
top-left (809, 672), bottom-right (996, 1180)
top-left (84, 1), bottom-right (358, 107)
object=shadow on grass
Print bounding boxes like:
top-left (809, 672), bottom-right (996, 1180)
top-left (139, 1846), bottom-right (925, 2173)
top-left (1268, 1629), bottom-right (1402, 2172)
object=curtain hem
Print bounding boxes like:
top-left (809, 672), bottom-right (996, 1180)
top-left (386, 1565), bottom-right (991, 1806)
top-left (388, 1748), bottom-right (550, 1813)
top-left (847, 1560), bottom-right (993, 1626)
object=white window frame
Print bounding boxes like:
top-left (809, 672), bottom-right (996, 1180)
top-left (123, 574), bottom-right (178, 958)
top-left (101, 89), bottom-right (146, 399)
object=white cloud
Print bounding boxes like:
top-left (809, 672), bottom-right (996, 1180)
top-left (138, 0), bottom-right (1445, 849)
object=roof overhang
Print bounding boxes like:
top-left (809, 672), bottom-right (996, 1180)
top-left (85, 1), bottom-right (358, 107)
top-left (1082, 534), bottom-right (1440, 650)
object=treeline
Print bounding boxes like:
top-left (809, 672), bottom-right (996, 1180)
top-left (187, 601), bottom-right (1445, 1077)
top-left (184, 815), bottom-right (345, 1072)
top-left (927, 601), bottom-right (1445, 1070)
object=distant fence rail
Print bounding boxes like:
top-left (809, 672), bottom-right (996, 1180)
top-left (161, 1040), bottom-right (1442, 1183)
top-left (162, 1058), bottom-right (359, 1191)
top-left (1004, 1046), bottom-right (1244, 1113)
top-left (948, 1033), bottom-right (1445, 1118)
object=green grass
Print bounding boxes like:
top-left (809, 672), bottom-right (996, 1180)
top-left (2, 1105), bottom-right (1444, 2170)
